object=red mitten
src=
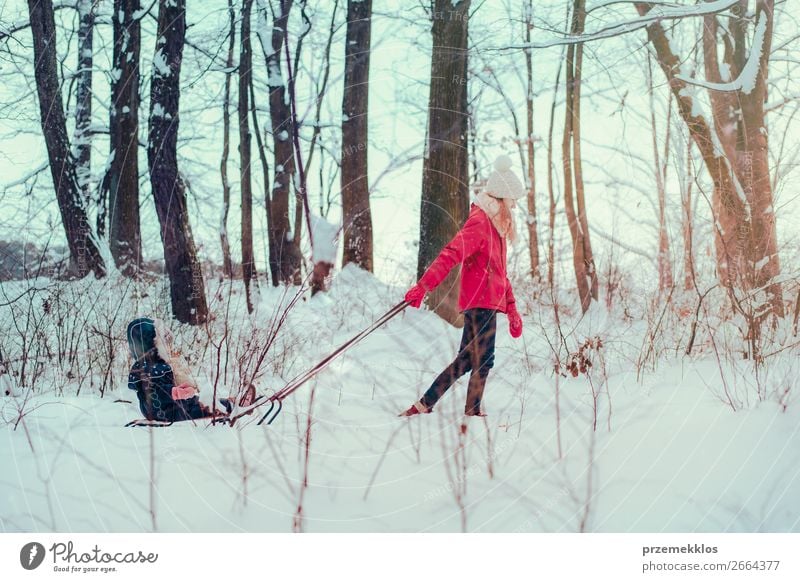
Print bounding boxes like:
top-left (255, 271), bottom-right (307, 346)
top-left (404, 284), bottom-right (427, 308)
top-left (508, 306), bottom-right (523, 339)
top-left (172, 383), bottom-right (197, 400)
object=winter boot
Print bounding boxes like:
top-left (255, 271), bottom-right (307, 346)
top-left (464, 408), bottom-right (487, 417)
top-left (464, 372), bottom-right (488, 416)
top-left (219, 384), bottom-right (257, 415)
top-left (218, 398), bottom-right (234, 415)
top-left (398, 400), bottom-right (432, 417)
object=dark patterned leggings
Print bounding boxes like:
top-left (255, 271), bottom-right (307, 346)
top-left (421, 308), bottom-right (497, 414)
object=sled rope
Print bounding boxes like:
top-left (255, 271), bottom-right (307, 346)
top-left (271, 301), bottom-right (409, 403)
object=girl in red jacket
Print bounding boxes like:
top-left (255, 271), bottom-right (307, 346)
top-left (400, 155), bottom-right (524, 417)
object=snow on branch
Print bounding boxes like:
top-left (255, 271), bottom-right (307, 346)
top-left (676, 12), bottom-right (768, 94)
top-left (3, 162), bottom-right (48, 191)
top-left (587, 0), bottom-right (682, 14)
top-left (0, 0), bottom-right (78, 41)
top-left (589, 225), bottom-right (653, 261)
top-left (493, 0), bottom-right (739, 50)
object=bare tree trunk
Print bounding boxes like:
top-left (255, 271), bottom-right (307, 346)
top-left (524, 0), bottom-right (540, 282)
top-left (639, 0), bottom-right (783, 318)
top-left (341, 0), bottom-right (374, 272)
top-left (74, 0), bottom-right (94, 204)
top-left (735, 0), bottom-right (783, 317)
top-left (219, 0), bottom-right (236, 279)
top-left (547, 60), bottom-right (563, 289)
top-left (562, 0), bottom-right (594, 313)
top-left (250, 61), bottom-right (273, 287)
top-left (283, 0), bottom-right (316, 286)
top-left (284, 3), bottom-right (310, 264)
top-left (27, 0), bottom-right (105, 278)
top-left (304, 0), bottom-right (339, 175)
top-left (546, 5), bottom-right (570, 290)
top-left (682, 138), bottom-right (695, 291)
top-left (647, 54), bottom-right (673, 293)
top-left (239, 0), bottom-right (257, 312)
top-left (259, 0), bottom-right (301, 285)
top-left (147, 0), bottom-right (208, 324)
top-left (571, 3), bottom-right (598, 305)
top-left (417, 0), bottom-right (470, 326)
top-left (106, 0), bottom-right (143, 276)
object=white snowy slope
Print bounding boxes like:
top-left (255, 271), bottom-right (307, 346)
top-left (1, 267), bottom-right (799, 532)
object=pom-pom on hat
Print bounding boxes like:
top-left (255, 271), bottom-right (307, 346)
top-left (483, 154), bottom-right (525, 200)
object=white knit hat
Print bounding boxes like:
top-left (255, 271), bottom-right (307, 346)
top-left (483, 155), bottom-right (525, 200)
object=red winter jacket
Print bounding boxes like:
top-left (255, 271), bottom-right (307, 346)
top-left (418, 204), bottom-right (516, 313)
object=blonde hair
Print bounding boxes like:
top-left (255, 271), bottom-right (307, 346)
top-left (476, 190), bottom-right (517, 243)
top-left (153, 318), bottom-right (199, 390)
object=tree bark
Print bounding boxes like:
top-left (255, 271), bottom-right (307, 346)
top-left (219, 0), bottom-right (236, 279)
top-left (417, 0), bottom-right (471, 326)
top-left (240, 0), bottom-right (257, 312)
top-left (250, 58), bottom-right (273, 286)
top-left (341, 0), bottom-right (374, 272)
top-left (106, 0), bottom-right (143, 276)
top-left (147, 0), bottom-right (208, 324)
top-left (524, 0), bottom-right (540, 282)
top-left (734, 0), bottom-right (783, 316)
top-left (27, 0), bottom-right (105, 278)
top-left (563, 0), bottom-right (595, 313)
top-left (638, 0), bottom-right (783, 317)
top-left (571, 4), bottom-right (598, 305)
top-left (74, 0), bottom-right (94, 204)
top-left (260, 0), bottom-right (301, 285)
top-left (682, 138), bottom-right (695, 290)
top-left (647, 54), bottom-right (673, 293)
top-left (546, 60), bottom-right (563, 289)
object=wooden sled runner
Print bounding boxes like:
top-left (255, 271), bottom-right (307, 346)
top-left (124, 419), bottom-right (174, 428)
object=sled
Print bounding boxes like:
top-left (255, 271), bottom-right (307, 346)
top-left (126, 301), bottom-right (407, 429)
top-left (124, 419), bottom-right (174, 428)
top-left (224, 394), bottom-right (283, 426)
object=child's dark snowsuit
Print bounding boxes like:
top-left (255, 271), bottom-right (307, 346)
top-left (420, 308), bottom-right (496, 415)
top-left (126, 318), bottom-right (211, 422)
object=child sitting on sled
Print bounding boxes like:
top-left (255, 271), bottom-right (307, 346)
top-left (126, 318), bottom-right (253, 422)
top-left (126, 317), bottom-right (213, 422)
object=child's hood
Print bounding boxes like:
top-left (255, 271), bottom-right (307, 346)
top-left (127, 318), bottom-right (157, 361)
top-left (126, 318), bottom-right (198, 390)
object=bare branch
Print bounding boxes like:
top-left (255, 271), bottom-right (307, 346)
top-left (489, 0), bottom-right (739, 50)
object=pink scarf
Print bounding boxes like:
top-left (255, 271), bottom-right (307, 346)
top-left (475, 191), bottom-right (517, 243)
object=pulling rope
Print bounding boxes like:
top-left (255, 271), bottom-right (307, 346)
top-left (223, 301), bottom-right (409, 425)
top-left (270, 301), bottom-right (409, 403)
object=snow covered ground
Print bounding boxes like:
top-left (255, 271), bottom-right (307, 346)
top-left (2, 267), bottom-right (799, 532)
